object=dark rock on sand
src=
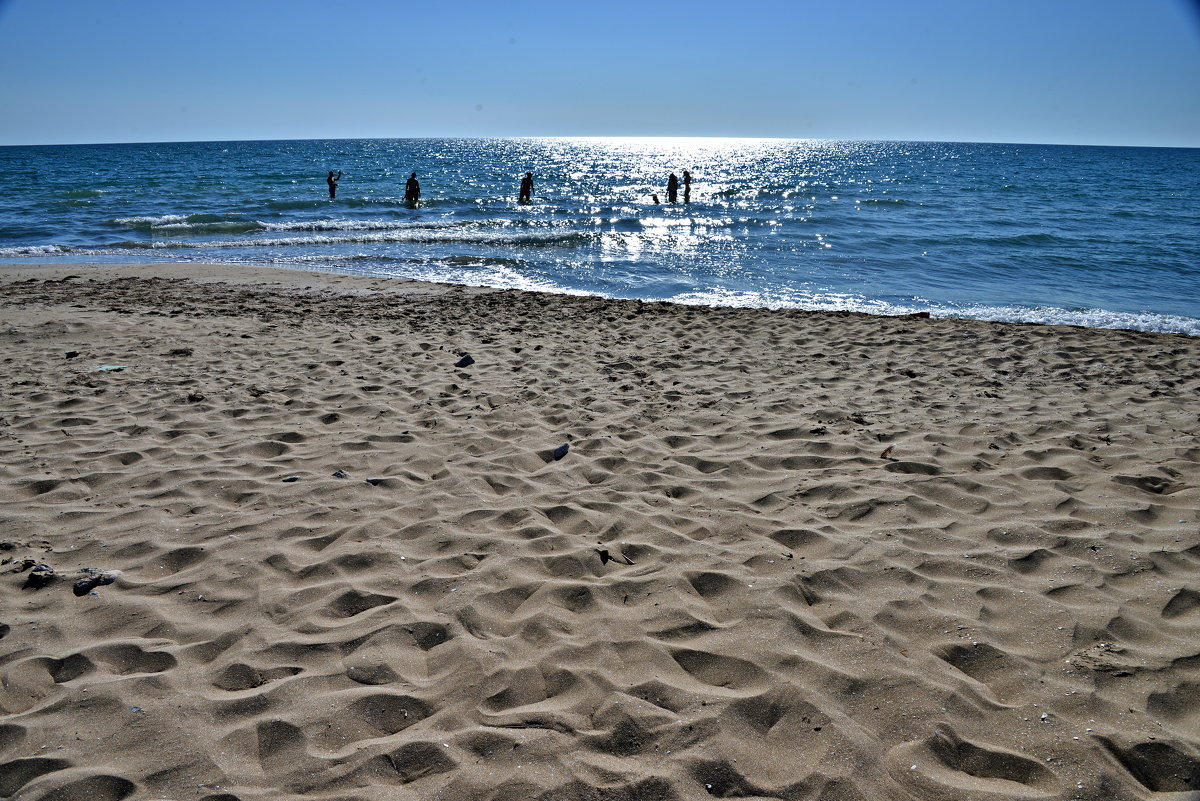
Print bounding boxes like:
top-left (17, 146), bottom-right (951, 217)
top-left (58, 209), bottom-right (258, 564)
top-left (23, 564), bottom-right (57, 590)
top-left (553, 443), bottom-right (570, 461)
top-left (332, 469), bottom-right (350, 479)
top-left (73, 567), bottom-right (118, 596)
top-left (597, 548), bottom-right (635, 566)
top-left (281, 476), bottom-right (300, 483)
top-left (454, 354), bottom-right (475, 368)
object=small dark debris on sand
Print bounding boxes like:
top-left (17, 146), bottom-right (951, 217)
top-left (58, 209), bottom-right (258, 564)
top-left (73, 567), bottom-right (118, 597)
top-left (597, 548), bottom-right (635, 566)
top-left (23, 563), bottom-right (57, 590)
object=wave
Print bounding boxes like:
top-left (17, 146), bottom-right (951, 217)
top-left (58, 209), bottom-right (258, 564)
top-left (236, 229), bottom-right (590, 248)
top-left (108, 214), bottom-right (504, 236)
top-left (855, 197), bottom-right (913, 206)
top-left (338, 260), bottom-right (599, 297)
top-left (952, 304), bottom-right (1200, 337)
top-left (0, 244), bottom-right (74, 257)
top-left (110, 214), bottom-right (268, 235)
top-left (111, 214), bottom-right (206, 229)
top-left (263, 196), bottom-right (474, 211)
top-left (669, 287), bottom-right (919, 316)
top-left (435, 254), bottom-right (527, 268)
top-left (666, 288), bottom-right (1200, 337)
top-left (109, 215), bottom-right (481, 237)
top-left (261, 252), bottom-right (526, 268)
top-left (3, 228), bottom-right (591, 255)
top-left (63, 189), bottom-right (105, 198)
top-left (992, 232), bottom-right (1063, 246)
top-left (266, 199), bottom-right (342, 211)
top-left (889, 231), bottom-right (1073, 250)
top-left (260, 218), bottom-right (470, 233)
top-left (152, 221), bottom-right (265, 234)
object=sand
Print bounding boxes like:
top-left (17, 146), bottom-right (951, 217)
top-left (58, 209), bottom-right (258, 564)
top-left (1, 262), bottom-right (1198, 801)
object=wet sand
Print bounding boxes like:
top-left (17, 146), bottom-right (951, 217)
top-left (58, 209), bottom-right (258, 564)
top-left (2, 262), bottom-right (1198, 801)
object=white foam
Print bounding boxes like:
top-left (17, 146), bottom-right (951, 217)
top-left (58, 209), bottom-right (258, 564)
top-left (178, 230), bottom-right (589, 248)
top-left (0, 244), bottom-right (73, 257)
top-left (668, 287), bottom-right (916, 316)
top-left (951, 304), bottom-right (1200, 337)
top-left (111, 214), bottom-right (190, 226)
top-left (399, 262), bottom-right (596, 296)
top-left (664, 289), bottom-right (1200, 336)
top-left (260, 218), bottom-right (467, 232)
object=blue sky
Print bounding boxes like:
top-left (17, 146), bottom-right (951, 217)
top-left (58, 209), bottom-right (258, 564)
top-left (1, 0), bottom-right (1197, 147)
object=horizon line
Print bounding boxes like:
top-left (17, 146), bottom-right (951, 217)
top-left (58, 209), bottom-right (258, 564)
top-left (2, 134), bottom-right (1198, 151)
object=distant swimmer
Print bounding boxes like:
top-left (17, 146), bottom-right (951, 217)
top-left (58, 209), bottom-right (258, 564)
top-left (327, 170), bottom-right (341, 199)
top-left (404, 172), bottom-right (420, 203)
top-left (682, 169), bottom-right (691, 203)
top-left (652, 194), bottom-right (660, 204)
top-left (667, 172), bottom-right (679, 203)
top-left (519, 171), bottom-right (533, 203)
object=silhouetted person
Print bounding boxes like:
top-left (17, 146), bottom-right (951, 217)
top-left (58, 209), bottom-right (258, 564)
top-left (404, 172), bottom-right (420, 203)
top-left (652, 194), bottom-right (660, 204)
top-left (327, 170), bottom-right (341, 199)
top-left (519, 172), bottom-right (533, 203)
top-left (667, 172), bottom-right (679, 203)
top-left (682, 170), bottom-right (691, 202)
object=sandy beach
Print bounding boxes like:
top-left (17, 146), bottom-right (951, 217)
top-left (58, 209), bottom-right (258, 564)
top-left (1, 262), bottom-right (1198, 801)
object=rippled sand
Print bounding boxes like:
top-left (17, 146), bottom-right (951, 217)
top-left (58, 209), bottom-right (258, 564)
top-left (2, 263), bottom-right (1198, 801)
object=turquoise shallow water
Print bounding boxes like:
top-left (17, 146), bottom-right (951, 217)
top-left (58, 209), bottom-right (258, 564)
top-left (2, 137), bottom-right (1197, 335)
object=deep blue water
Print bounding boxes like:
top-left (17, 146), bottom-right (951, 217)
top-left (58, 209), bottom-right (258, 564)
top-left (2, 137), bottom-right (1197, 335)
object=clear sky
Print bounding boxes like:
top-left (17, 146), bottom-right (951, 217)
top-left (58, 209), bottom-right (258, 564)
top-left (1, 0), bottom-right (1198, 147)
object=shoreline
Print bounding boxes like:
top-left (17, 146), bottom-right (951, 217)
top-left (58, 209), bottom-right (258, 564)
top-left (2, 261), bottom-right (1199, 800)
top-left (4, 259), bottom-right (1197, 340)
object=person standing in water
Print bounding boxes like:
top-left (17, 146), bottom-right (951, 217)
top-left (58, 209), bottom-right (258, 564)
top-left (404, 172), bottom-right (420, 203)
top-left (519, 172), bottom-right (533, 203)
top-left (326, 170), bottom-right (341, 199)
top-left (667, 172), bottom-right (679, 203)
top-left (682, 169), bottom-right (692, 203)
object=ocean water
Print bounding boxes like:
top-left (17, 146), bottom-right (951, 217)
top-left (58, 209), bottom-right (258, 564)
top-left (2, 137), bottom-right (1197, 335)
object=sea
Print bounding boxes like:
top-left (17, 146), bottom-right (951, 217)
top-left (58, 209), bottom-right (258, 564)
top-left (2, 137), bottom-right (1197, 335)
